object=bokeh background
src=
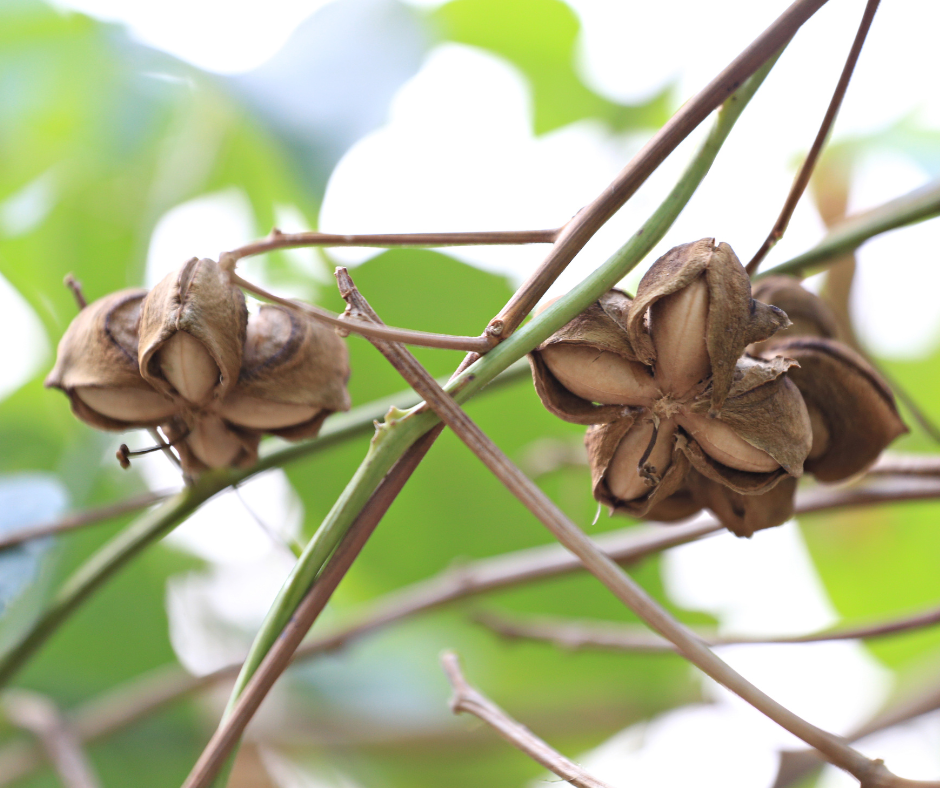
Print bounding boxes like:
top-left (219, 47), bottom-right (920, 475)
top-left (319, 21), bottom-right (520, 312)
top-left (1, 0), bottom-right (940, 786)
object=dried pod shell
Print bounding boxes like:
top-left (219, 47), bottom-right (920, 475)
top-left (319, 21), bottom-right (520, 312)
top-left (587, 418), bottom-right (691, 518)
top-left (750, 275), bottom-right (840, 344)
top-left (686, 469), bottom-right (797, 538)
top-left (139, 257), bottom-right (247, 406)
top-left (220, 305), bottom-right (351, 440)
top-left (761, 338), bottom-right (907, 481)
top-left (163, 416), bottom-right (259, 475)
top-left (529, 290), bottom-right (650, 425)
top-left (688, 356), bottom-right (812, 477)
top-left (625, 239), bottom-right (790, 413)
top-left (45, 289), bottom-right (176, 430)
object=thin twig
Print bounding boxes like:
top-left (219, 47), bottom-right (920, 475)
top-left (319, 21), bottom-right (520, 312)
top-left (2, 690), bottom-right (100, 788)
top-left (3, 477), bottom-right (940, 786)
top-left (745, 0), bottom-right (881, 275)
top-left (63, 274), bottom-right (86, 310)
top-left (475, 600), bottom-right (940, 653)
top-left (226, 227), bottom-right (560, 262)
top-left (868, 453), bottom-right (940, 476)
top-left (761, 178), bottom-right (940, 279)
top-left (338, 272), bottom-right (929, 786)
top-left (491, 0), bottom-right (831, 337)
top-left (180, 429), bottom-right (441, 788)
top-left (225, 268), bottom-right (493, 353)
top-left (0, 490), bottom-right (173, 553)
top-left (147, 427), bottom-right (184, 471)
top-left (441, 651), bottom-right (614, 788)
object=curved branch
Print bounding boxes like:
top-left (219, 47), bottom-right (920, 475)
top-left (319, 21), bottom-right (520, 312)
top-left (493, 0), bottom-right (831, 335)
top-left (227, 228), bottom-right (559, 262)
top-left (442, 652), bottom-right (614, 788)
top-left (474, 601), bottom-right (940, 653)
top-left (746, 0), bottom-right (881, 275)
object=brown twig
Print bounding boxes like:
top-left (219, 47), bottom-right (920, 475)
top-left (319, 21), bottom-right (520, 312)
top-left (336, 270), bottom-right (934, 786)
top-left (868, 453), bottom-right (940, 477)
top-left (441, 651), bottom-right (614, 788)
top-left (63, 274), bottom-right (86, 310)
top-left (180, 428), bottom-right (441, 788)
top-left (745, 0), bottom-right (881, 275)
top-left (226, 227), bottom-right (560, 262)
top-left (2, 690), bottom-right (100, 788)
top-left (224, 267), bottom-right (494, 353)
top-left (0, 490), bottom-right (173, 553)
top-left (774, 671), bottom-right (940, 788)
top-left (3, 477), bottom-right (940, 785)
top-left (491, 0), bottom-right (831, 337)
top-left (475, 601), bottom-right (940, 653)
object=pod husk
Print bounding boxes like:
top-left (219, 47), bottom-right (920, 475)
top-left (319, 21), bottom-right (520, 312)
top-left (587, 418), bottom-right (691, 518)
top-left (686, 468), bottom-right (797, 538)
top-left (221, 305), bottom-right (351, 440)
top-left (45, 289), bottom-right (174, 430)
top-left (625, 239), bottom-right (789, 413)
top-left (139, 257), bottom-right (247, 405)
top-left (762, 338), bottom-right (907, 481)
top-left (688, 356), bottom-right (812, 476)
top-left (529, 290), bottom-right (642, 424)
top-left (162, 415), bottom-right (260, 476)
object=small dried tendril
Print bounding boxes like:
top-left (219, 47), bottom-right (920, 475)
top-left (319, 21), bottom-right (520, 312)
top-left (117, 429), bottom-right (191, 469)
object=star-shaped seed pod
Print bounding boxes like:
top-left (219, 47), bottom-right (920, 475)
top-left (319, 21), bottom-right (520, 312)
top-left (750, 276), bottom-right (907, 481)
top-left (530, 239), bottom-right (812, 526)
top-left (46, 258), bottom-right (351, 477)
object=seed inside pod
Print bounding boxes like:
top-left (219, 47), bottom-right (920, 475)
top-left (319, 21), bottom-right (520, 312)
top-left (678, 414), bottom-right (779, 473)
top-left (649, 276), bottom-right (710, 397)
top-left (221, 394), bottom-right (319, 430)
top-left (186, 414), bottom-right (244, 468)
top-left (73, 386), bottom-right (176, 423)
top-left (806, 402), bottom-right (831, 461)
top-left (607, 421), bottom-right (676, 501)
top-left (157, 331), bottom-right (220, 405)
top-left (540, 345), bottom-right (658, 405)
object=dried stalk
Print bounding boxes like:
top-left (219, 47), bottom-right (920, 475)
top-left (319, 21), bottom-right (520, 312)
top-left (0, 490), bottom-right (172, 553)
top-left (340, 274), bottom-right (933, 787)
top-left (180, 428), bottom-right (441, 788)
top-left (227, 227), bottom-right (559, 263)
top-left (492, 0), bottom-right (830, 336)
top-left (475, 601), bottom-right (940, 653)
top-left (3, 477), bottom-right (940, 786)
top-left (442, 651), bottom-right (614, 788)
top-left (745, 0), bottom-right (881, 275)
top-left (225, 268), bottom-right (493, 353)
top-left (2, 690), bottom-right (100, 788)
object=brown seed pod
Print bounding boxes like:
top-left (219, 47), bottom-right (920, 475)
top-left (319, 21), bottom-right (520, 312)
top-left (685, 468), bottom-right (798, 538)
top-left (162, 415), bottom-right (260, 475)
top-left (138, 257), bottom-right (247, 407)
top-left (220, 305), bottom-right (351, 440)
top-left (760, 338), bottom-right (907, 481)
top-left (624, 238), bottom-right (790, 414)
top-left (45, 289), bottom-right (176, 430)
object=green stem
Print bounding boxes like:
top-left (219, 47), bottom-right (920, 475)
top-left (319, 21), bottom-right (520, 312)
top-left (220, 51), bottom-right (780, 728)
top-left (761, 177), bottom-right (940, 279)
top-left (0, 363), bottom-right (529, 688)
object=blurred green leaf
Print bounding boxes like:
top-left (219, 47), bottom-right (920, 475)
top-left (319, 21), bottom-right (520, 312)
top-left (431, 0), bottom-right (671, 134)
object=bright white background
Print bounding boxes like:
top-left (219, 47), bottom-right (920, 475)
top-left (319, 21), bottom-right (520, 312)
top-left (6, 1), bottom-right (940, 786)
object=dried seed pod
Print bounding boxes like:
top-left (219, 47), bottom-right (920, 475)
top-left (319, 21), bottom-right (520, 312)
top-left (529, 290), bottom-right (647, 424)
top-left (138, 257), bottom-right (247, 406)
top-left (624, 239), bottom-right (790, 413)
top-left (761, 338), bottom-right (907, 481)
top-left (162, 415), bottom-right (259, 475)
top-left (749, 275), bottom-right (841, 357)
top-left (220, 305), bottom-right (351, 440)
top-left (686, 468), bottom-right (798, 538)
top-left (45, 289), bottom-right (176, 430)
top-left (587, 418), bottom-right (691, 518)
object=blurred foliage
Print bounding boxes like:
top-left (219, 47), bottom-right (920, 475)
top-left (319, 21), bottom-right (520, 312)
top-left (0, 0), bottom-right (938, 787)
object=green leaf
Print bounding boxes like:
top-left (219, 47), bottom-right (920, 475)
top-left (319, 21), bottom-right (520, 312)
top-left (431, 0), bottom-right (670, 134)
